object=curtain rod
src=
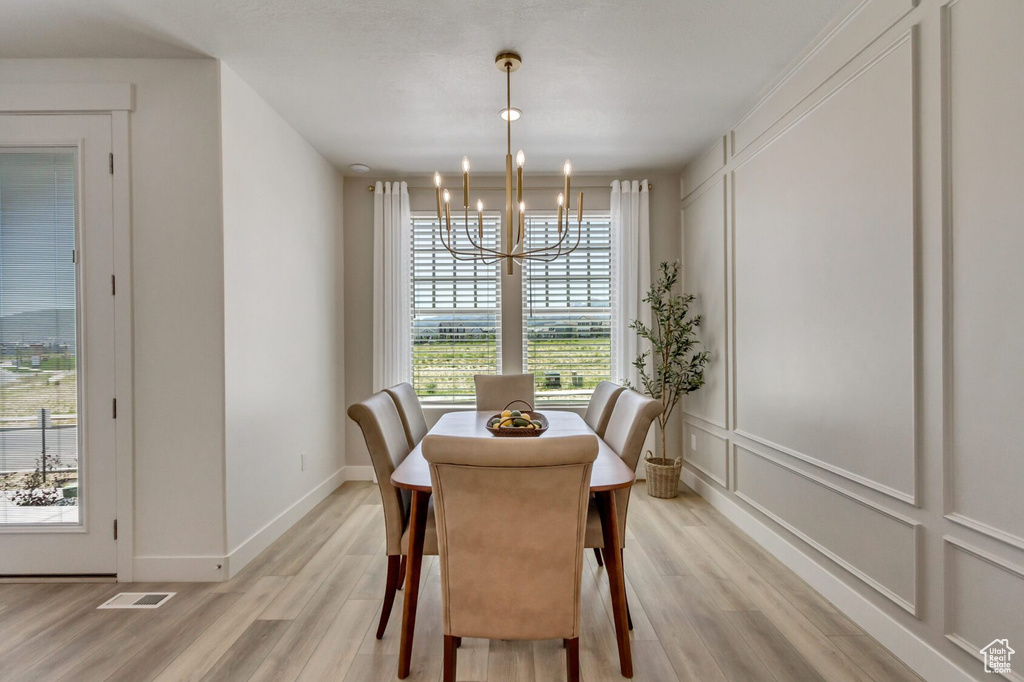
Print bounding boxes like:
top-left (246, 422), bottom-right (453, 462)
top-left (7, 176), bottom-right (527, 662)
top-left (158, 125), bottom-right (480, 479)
top-left (367, 182), bottom-right (652, 192)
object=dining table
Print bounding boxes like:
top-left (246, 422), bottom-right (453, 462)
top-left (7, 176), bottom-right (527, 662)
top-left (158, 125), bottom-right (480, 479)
top-left (390, 410), bottom-right (636, 678)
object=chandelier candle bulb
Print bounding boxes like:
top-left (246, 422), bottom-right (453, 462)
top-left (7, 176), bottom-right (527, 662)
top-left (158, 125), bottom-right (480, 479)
top-left (563, 160), bottom-right (572, 214)
top-left (434, 172), bottom-right (443, 222)
top-left (516, 150), bottom-right (525, 204)
top-left (443, 189), bottom-right (451, 232)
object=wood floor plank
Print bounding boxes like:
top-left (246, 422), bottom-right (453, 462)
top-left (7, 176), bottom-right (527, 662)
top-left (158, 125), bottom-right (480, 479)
top-left (259, 503), bottom-right (375, 620)
top-left (249, 553), bottom-right (373, 682)
top-left (199, 619), bottom-right (290, 682)
top-left (19, 583), bottom-right (185, 681)
top-left (630, 639), bottom-right (683, 682)
top-left (727, 610), bottom-right (826, 682)
top-left (487, 639), bottom-right (536, 682)
top-left (57, 583), bottom-right (216, 681)
top-left (0, 583), bottom-right (119, 665)
top-left (616, 527), bottom-right (728, 682)
top-left (831, 634), bottom-right (924, 682)
top-left (296, 598), bottom-right (381, 681)
top-left (151, 575), bottom-right (290, 682)
top-left (454, 637), bottom-right (489, 682)
top-left (347, 504), bottom-right (386, 555)
top-left (0, 582), bottom-right (124, 680)
top-left (106, 592), bottom-right (243, 682)
top-left (641, 498), bottom-right (757, 611)
top-left (686, 525), bottom-right (873, 682)
top-left (679, 491), bottom-right (863, 636)
top-left (665, 574), bottom-right (775, 681)
top-left (342, 653), bottom-right (399, 681)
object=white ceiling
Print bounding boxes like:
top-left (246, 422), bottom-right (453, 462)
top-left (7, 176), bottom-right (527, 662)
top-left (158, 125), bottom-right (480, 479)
top-left (0, 0), bottom-right (851, 174)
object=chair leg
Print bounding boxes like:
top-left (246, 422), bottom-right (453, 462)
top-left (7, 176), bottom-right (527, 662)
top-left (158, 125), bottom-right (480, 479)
top-left (622, 548), bottom-right (633, 631)
top-left (594, 547), bottom-right (604, 566)
top-left (565, 637), bottom-right (580, 682)
top-left (443, 635), bottom-right (458, 682)
top-left (397, 555), bottom-right (407, 590)
top-left (376, 555), bottom-right (401, 639)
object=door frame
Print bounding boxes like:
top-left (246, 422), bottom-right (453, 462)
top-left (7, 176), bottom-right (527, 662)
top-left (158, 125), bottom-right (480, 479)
top-left (0, 84), bottom-right (135, 580)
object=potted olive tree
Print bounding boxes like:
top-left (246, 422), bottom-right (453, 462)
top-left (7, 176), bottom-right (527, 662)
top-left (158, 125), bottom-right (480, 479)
top-left (626, 260), bottom-right (709, 498)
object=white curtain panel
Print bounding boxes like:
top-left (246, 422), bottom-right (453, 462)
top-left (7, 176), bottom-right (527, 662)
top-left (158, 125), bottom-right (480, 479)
top-left (372, 180), bottom-right (412, 391)
top-left (611, 179), bottom-right (651, 390)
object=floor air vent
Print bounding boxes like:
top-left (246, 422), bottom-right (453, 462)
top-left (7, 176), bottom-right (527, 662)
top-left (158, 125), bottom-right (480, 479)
top-left (98, 592), bottom-right (175, 609)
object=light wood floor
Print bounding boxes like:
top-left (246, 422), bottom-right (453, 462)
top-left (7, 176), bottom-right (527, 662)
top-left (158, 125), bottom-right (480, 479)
top-left (0, 481), bottom-right (924, 682)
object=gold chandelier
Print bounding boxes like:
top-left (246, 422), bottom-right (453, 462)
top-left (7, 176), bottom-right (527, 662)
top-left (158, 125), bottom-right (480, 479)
top-left (433, 51), bottom-right (583, 275)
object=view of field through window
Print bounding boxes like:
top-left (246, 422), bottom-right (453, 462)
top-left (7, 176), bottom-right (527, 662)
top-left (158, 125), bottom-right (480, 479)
top-left (0, 151), bottom-right (79, 525)
top-left (523, 213), bottom-right (612, 404)
top-left (411, 212), bottom-right (502, 404)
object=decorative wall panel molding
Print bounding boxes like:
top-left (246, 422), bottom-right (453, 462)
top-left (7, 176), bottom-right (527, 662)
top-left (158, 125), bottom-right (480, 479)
top-left (681, 135), bottom-right (726, 200)
top-left (943, 0), bottom-right (1024, 550)
top-left (682, 178), bottom-right (728, 429)
top-left (734, 445), bottom-right (919, 614)
top-left (682, 420), bottom-right (728, 488)
top-left (944, 537), bottom-right (1024, 681)
top-left (731, 0), bottom-right (917, 156)
top-left (732, 33), bottom-right (918, 505)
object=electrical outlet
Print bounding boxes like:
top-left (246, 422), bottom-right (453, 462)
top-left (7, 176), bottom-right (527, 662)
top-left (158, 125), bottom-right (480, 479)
top-left (690, 434), bottom-right (697, 450)
top-left (301, 453), bottom-right (307, 471)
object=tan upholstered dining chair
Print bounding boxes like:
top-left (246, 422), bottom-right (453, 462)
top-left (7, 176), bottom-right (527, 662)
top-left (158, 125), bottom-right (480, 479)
top-left (583, 380), bottom-right (626, 438)
top-left (423, 433), bottom-right (598, 682)
top-left (384, 382), bottom-right (428, 448)
top-left (347, 391), bottom-right (438, 639)
top-left (473, 373), bottom-right (535, 412)
top-left (585, 389), bottom-right (662, 620)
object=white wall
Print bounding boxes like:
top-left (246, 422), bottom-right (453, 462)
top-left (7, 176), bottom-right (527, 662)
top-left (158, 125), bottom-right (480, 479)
top-left (0, 59), bottom-right (228, 575)
top-left (679, 1), bottom-right (1024, 680)
top-left (342, 173), bottom-right (682, 470)
top-left (220, 63), bottom-right (345, 569)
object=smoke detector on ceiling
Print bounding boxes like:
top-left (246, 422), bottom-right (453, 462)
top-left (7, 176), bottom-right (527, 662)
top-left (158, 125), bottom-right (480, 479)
top-left (349, 164), bottom-right (371, 173)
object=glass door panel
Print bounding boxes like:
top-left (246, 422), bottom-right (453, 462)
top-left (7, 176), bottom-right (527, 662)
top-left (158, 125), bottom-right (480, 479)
top-left (0, 150), bottom-right (80, 525)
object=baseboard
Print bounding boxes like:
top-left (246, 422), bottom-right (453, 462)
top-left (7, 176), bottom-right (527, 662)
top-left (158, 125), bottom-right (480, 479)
top-left (133, 555), bottom-right (228, 582)
top-left (224, 467), bottom-right (348, 579)
top-left (679, 465), bottom-right (973, 682)
top-left (135, 467), bottom-right (356, 583)
top-left (341, 465), bottom-right (376, 482)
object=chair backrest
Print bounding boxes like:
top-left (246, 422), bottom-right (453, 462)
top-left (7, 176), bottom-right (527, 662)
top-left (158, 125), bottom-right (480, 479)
top-left (602, 389), bottom-right (663, 541)
top-left (473, 373), bottom-right (535, 412)
top-left (384, 382), bottom-right (428, 448)
top-left (423, 434), bottom-right (597, 641)
top-left (583, 380), bottom-right (626, 437)
top-left (347, 391), bottom-right (413, 555)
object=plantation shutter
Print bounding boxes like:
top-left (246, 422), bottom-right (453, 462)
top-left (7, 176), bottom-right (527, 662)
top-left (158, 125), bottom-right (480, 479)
top-left (410, 212), bottom-right (502, 403)
top-left (522, 212), bottom-right (613, 404)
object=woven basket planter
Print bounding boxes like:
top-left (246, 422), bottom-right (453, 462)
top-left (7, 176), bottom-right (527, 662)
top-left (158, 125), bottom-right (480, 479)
top-left (644, 454), bottom-right (682, 499)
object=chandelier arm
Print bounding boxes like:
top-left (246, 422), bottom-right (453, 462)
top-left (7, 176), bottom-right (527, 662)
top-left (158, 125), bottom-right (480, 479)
top-left (515, 216), bottom-right (582, 257)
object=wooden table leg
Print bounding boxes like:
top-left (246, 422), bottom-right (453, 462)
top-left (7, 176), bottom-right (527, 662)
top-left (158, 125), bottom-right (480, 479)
top-left (596, 490), bottom-right (633, 678)
top-left (398, 490), bottom-right (430, 679)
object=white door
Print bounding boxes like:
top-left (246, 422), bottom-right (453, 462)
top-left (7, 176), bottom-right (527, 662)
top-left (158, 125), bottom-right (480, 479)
top-left (0, 114), bottom-right (118, 575)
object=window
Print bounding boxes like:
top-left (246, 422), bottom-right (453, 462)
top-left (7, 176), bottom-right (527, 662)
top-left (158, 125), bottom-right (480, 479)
top-left (523, 212), bottom-right (613, 404)
top-left (410, 212), bottom-right (502, 404)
